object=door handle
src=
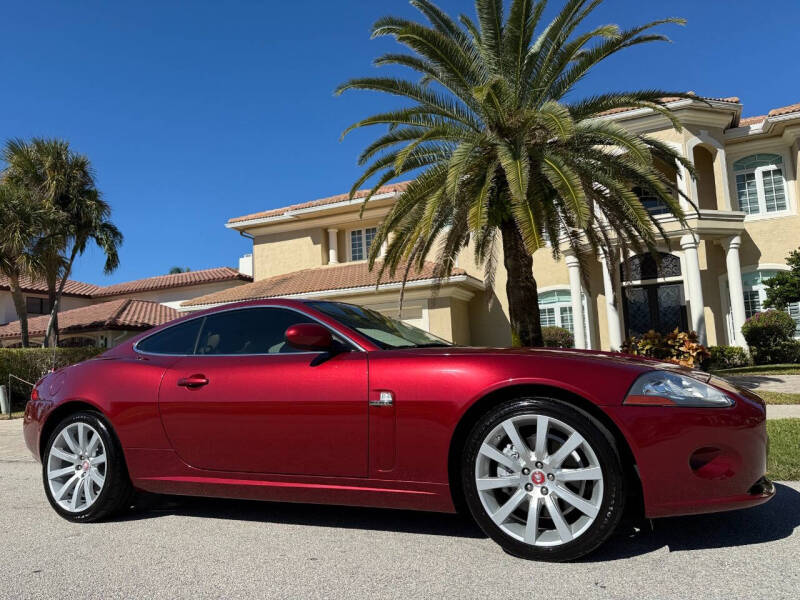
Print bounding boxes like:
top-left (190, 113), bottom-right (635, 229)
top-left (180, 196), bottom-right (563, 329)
top-left (177, 374), bottom-right (209, 388)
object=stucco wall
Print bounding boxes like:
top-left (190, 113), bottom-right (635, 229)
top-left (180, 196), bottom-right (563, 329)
top-left (253, 229), bottom-right (326, 279)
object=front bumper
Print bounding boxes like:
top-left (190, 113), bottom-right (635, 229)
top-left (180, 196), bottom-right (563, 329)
top-left (605, 388), bottom-right (774, 518)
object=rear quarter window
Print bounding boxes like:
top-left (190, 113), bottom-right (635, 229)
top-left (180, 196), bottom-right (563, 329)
top-left (136, 318), bottom-right (203, 355)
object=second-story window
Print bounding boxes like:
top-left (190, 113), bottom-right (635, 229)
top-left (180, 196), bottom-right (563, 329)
top-left (633, 186), bottom-right (670, 216)
top-left (350, 227), bottom-right (377, 261)
top-left (25, 296), bottom-right (51, 315)
top-left (734, 154), bottom-right (788, 216)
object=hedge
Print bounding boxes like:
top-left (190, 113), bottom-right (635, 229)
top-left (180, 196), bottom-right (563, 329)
top-left (0, 347), bottom-right (105, 410)
top-left (541, 326), bottom-right (575, 348)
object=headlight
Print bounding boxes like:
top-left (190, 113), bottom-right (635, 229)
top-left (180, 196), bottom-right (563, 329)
top-left (624, 370), bottom-right (733, 408)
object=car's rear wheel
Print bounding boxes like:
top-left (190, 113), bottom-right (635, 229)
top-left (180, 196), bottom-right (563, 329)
top-left (462, 398), bottom-right (625, 562)
top-left (43, 411), bottom-right (133, 522)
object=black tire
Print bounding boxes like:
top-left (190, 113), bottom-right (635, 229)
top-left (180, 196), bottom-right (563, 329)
top-left (461, 397), bottom-right (625, 562)
top-left (42, 411), bottom-right (134, 522)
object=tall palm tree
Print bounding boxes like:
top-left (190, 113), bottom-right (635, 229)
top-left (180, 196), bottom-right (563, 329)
top-left (0, 184), bottom-right (46, 347)
top-left (336, 0), bottom-right (696, 346)
top-left (2, 139), bottom-right (122, 347)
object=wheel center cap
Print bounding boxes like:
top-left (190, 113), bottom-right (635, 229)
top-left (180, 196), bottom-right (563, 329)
top-left (531, 470), bottom-right (546, 485)
top-left (81, 460), bottom-right (90, 472)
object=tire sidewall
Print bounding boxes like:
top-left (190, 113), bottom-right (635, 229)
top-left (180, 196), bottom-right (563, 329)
top-left (42, 411), bottom-right (126, 522)
top-left (461, 398), bottom-right (625, 562)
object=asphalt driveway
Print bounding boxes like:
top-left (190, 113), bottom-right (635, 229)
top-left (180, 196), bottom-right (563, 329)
top-left (1, 420), bottom-right (798, 600)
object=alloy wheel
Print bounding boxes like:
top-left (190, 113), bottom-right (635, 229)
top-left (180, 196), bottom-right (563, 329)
top-left (47, 422), bottom-right (107, 513)
top-left (474, 414), bottom-right (604, 547)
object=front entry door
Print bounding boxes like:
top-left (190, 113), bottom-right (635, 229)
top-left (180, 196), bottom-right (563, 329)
top-left (623, 283), bottom-right (688, 338)
top-left (158, 307), bottom-right (368, 478)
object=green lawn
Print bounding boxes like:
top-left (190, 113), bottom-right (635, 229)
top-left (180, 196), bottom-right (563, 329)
top-left (767, 419), bottom-right (800, 481)
top-left (758, 391), bottom-right (800, 405)
top-left (714, 364), bottom-right (800, 376)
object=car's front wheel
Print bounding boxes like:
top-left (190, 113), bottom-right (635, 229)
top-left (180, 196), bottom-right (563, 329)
top-left (462, 398), bottom-right (625, 561)
top-left (43, 411), bottom-right (133, 522)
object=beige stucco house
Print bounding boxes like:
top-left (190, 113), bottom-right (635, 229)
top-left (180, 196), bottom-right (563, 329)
top-left (184, 95), bottom-right (800, 351)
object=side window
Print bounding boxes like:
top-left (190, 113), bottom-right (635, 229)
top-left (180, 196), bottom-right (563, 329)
top-left (195, 308), bottom-right (316, 355)
top-left (137, 318), bottom-right (203, 355)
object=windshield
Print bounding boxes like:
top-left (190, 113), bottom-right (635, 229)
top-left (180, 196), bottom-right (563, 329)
top-left (306, 301), bottom-right (452, 349)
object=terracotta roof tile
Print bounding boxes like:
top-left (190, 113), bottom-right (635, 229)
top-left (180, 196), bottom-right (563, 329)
top-left (228, 182), bottom-right (411, 225)
top-left (182, 261), bottom-right (476, 308)
top-left (738, 115), bottom-right (767, 126)
top-left (596, 95), bottom-right (740, 117)
top-left (0, 299), bottom-right (179, 340)
top-left (737, 101), bottom-right (800, 128)
top-left (91, 267), bottom-right (251, 298)
top-left (0, 275), bottom-right (98, 297)
top-left (1, 267), bottom-right (251, 300)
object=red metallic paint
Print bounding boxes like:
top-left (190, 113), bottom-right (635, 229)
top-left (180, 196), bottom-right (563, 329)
top-left (23, 298), bottom-right (773, 519)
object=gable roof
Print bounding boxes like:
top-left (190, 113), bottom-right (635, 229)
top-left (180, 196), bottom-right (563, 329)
top-left (0, 299), bottom-right (179, 340)
top-left (0, 267), bottom-right (252, 300)
top-left (91, 267), bottom-right (251, 298)
top-left (0, 274), bottom-right (98, 297)
top-left (227, 182), bottom-right (411, 225)
top-left (181, 261), bottom-right (480, 308)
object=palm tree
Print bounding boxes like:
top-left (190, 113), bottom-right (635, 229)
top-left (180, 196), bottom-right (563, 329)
top-left (2, 139), bottom-right (122, 347)
top-left (168, 266), bottom-right (191, 274)
top-left (0, 184), bottom-right (46, 347)
top-left (336, 0), bottom-right (696, 346)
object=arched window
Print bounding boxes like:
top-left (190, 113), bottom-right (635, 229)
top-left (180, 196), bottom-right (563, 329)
top-left (733, 154), bottom-right (787, 215)
top-left (741, 270), bottom-right (800, 337)
top-left (621, 252), bottom-right (682, 282)
top-left (538, 289), bottom-right (588, 345)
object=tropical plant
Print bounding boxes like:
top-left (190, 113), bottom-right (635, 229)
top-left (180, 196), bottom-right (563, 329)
top-left (0, 184), bottom-right (47, 347)
top-left (168, 266), bottom-right (191, 274)
top-left (2, 138), bottom-right (122, 347)
top-left (764, 248), bottom-right (800, 311)
top-left (541, 325), bottom-right (574, 348)
top-left (621, 329), bottom-right (709, 369)
top-left (742, 309), bottom-right (798, 365)
top-left (707, 345), bottom-right (751, 371)
top-left (336, 0), bottom-right (696, 346)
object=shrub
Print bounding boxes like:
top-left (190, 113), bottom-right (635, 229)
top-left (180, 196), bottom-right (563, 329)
top-left (0, 347), bottom-right (104, 409)
top-left (741, 310), bottom-right (798, 364)
top-left (708, 345), bottom-right (752, 370)
top-left (621, 329), bottom-right (710, 369)
top-left (541, 326), bottom-right (574, 348)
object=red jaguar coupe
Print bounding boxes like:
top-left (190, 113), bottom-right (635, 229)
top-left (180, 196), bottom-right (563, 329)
top-left (23, 299), bottom-right (773, 561)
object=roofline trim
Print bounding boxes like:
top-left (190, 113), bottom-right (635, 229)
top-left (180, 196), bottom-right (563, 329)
top-left (179, 274), bottom-right (485, 311)
top-left (225, 191), bottom-right (402, 230)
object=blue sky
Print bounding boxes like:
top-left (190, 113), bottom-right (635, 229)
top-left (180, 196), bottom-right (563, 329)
top-left (2, 0), bottom-right (798, 284)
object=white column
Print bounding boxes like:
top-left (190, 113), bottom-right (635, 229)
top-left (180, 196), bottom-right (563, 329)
top-left (680, 233), bottom-right (707, 344)
top-left (723, 235), bottom-right (748, 347)
top-left (565, 254), bottom-right (587, 350)
top-left (600, 252), bottom-right (623, 351)
top-left (327, 229), bottom-right (339, 264)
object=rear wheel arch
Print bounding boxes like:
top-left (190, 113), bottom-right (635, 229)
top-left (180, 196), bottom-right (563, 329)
top-left (447, 384), bottom-right (642, 518)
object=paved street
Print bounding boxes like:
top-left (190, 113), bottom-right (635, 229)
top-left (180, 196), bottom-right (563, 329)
top-left (725, 374), bottom-right (800, 394)
top-left (1, 419), bottom-right (798, 600)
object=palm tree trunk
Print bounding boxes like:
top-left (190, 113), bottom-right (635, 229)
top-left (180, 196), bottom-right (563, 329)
top-left (7, 274), bottom-right (30, 348)
top-left (500, 219), bottom-right (543, 347)
top-left (44, 248), bottom-right (79, 348)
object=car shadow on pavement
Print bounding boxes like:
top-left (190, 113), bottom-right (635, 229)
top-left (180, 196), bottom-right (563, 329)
top-left (117, 483), bottom-right (800, 557)
top-left (585, 483), bottom-right (800, 562)
top-left (120, 493), bottom-right (487, 539)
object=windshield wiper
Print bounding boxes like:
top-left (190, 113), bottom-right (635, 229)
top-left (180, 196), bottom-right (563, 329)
top-left (410, 342), bottom-right (452, 348)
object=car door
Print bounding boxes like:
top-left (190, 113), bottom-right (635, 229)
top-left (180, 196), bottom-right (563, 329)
top-left (156, 306), bottom-right (368, 477)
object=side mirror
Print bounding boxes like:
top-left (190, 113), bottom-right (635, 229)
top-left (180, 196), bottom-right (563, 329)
top-left (285, 323), bottom-right (333, 352)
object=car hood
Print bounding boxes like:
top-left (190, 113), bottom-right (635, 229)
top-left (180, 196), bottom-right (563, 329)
top-left (388, 346), bottom-right (711, 381)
